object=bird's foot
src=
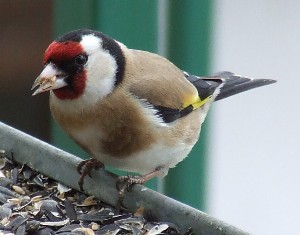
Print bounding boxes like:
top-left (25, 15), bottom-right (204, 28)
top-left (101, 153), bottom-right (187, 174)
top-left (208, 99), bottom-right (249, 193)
top-left (116, 167), bottom-right (165, 208)
top-left (77, 158), bottom-right (104, 191)
top-left (117, 175), bottom-right (145, 191)
top-left (116, 175), bottom-right (145, 209)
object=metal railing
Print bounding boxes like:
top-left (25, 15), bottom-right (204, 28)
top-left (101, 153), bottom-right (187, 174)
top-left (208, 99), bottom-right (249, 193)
top-left (0, 121), bottom-right (249, 235)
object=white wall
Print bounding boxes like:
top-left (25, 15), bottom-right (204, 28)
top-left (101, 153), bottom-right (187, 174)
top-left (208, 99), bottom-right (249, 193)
top-left (208, 1), bottom-right (300, 234)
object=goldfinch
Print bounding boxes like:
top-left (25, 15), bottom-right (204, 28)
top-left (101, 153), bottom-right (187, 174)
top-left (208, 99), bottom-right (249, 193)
top-left (32, 29), bottom-right (276, 190)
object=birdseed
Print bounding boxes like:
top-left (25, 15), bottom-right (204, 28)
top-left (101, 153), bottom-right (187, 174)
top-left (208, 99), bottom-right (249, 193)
top-left (0, 150), bottom-right (187, 235)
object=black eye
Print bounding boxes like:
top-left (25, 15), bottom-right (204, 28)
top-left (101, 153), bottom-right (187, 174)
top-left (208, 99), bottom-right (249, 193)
top-left (74, 54), bottom-right (87, 66)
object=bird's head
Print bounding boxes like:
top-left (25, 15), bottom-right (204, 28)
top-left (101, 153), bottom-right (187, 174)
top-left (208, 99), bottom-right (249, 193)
top-left (32, 29), bottom-right (125, 100)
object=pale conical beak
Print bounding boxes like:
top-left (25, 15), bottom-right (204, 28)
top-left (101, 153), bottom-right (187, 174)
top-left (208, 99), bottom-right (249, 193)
top-left (31, 63), bottom-right (68, 96)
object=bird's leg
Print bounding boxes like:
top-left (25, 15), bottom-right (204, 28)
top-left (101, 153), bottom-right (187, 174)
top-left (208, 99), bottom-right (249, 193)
top-left (116, 166), bottom-right (164, 205)
top-left (77, 158), bottom-right (104, 191)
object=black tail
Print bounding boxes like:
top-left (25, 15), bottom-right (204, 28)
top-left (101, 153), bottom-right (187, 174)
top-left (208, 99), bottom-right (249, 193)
top-left (185, 71), bottom-right (276, 102)
top-left (212, 71), bottom-right (276, 101)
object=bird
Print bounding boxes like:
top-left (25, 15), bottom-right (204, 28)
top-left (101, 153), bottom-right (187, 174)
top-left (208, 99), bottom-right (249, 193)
top-left (31, 29), bottom-right (276, 193)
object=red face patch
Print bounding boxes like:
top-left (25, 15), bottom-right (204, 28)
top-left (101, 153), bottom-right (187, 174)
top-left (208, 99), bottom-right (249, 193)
top-left (43, 41), bottom-right (83, 64)
top-left (52, 70), bottom-right (86, 100)
top-left (43, 41), bottom-right (87, 100)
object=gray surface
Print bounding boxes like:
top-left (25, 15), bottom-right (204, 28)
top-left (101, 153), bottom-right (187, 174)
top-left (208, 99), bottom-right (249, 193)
top-left (0, 121), bottom-right (249, 235)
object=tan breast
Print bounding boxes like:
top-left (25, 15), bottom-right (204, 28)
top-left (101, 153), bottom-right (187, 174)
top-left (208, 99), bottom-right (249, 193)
top-left (50, 90), bottom-right (160, 158)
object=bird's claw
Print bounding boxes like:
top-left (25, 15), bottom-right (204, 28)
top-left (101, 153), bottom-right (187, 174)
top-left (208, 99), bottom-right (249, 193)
top-left (77, 159), bottom-right (104, 191)
top-left (116, 175), bottom-right (145, 209)
top-left (116, 175), bottom-right (145, 191)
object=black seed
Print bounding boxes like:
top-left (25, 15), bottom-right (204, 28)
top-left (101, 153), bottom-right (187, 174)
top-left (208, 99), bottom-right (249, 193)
top-left (22, 167), bottom-right (34, 179)
top-left (0, 186), bottom-right (16, 197)
top-left (0, 206), bottom-right (12, 220)
top-left (77, 209), bottom-right (116, 223)
top-left (26, 220), bottom-right (40, 232)
top-left (98, 224), bottom-right (121, 234)
top-left (8, 215), bottom-right (27, 232)
top-left (0, 193), bottom-right (8, 203)
top-left (56, 224), bottom-right (81, 233)
top-left (64, 199), bottom-right (77, 221)
top-left (0, 177), bottom-right (13, 188)
top-left (15, 224), bottom-right (26, 235)
top-left (44, 210), bottom-right (61, 222)
top-left (11, 168), bottom-right (19, 185)
top-left (35, 227), bottom-right (55, 235)
top-left (40, 199), bottom-right (59, 212)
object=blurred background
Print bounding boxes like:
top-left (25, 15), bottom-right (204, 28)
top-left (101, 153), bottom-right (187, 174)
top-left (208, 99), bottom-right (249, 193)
top-left (0, 1), bottom-right (298, 234)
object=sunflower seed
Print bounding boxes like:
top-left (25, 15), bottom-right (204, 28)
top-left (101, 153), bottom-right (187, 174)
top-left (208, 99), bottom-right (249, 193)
top-left (0, 186), bottom-right (16, 198)
top-left (0, 206), bottom-right (12, 220)
top-left (64, 199), bottom-right (77, 221)
top-left (146, 223), bottom-right (169, 235)
top-left (40, 218), bottom-right (69, 227)
top-left (12, 185), bottom-right (25, 195)
top-left (0, 177), bottom-right (13, 188)
top-left (15, 224), bottom-right (26, 235)
top-left (40, 199), bottom-right (58, 212)
top-left (11, 168), bottom-right (19, 185)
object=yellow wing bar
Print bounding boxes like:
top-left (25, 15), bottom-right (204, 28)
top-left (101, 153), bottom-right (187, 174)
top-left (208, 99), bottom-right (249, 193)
top-left (183, 95), bottom-right (212, 110)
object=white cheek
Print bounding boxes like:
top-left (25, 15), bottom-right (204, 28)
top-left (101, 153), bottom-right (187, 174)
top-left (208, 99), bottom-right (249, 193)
top-left (84, 49), bottom-right (117, 100)
top-left (80, 34), bottom-right (117, 105)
